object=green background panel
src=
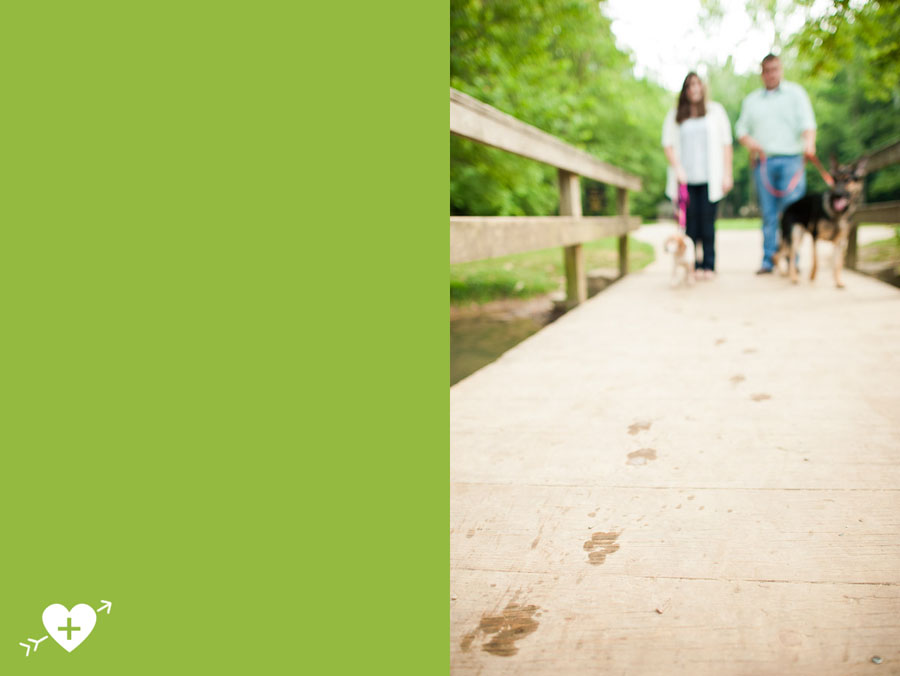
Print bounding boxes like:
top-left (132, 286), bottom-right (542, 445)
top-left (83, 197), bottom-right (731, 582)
top-left (0, 1), bottom-right (445, 672)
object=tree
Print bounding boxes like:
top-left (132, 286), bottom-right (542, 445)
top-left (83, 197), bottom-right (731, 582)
top-left (701, 0), bottom-right (900, 204)
top-left (450, 0), bottom-right (670, 219)
top-left (790, 1), bottom-right (900, 200)
top-left (791, 0), bottom-right (900, 103)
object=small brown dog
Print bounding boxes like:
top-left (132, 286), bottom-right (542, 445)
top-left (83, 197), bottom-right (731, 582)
top-left (773, 157), bottom-right (867, 288)
top-left (664, 233), bottom-right (695, 287)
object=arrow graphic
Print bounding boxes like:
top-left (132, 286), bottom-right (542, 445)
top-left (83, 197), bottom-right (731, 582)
top-left (96, 600), bottom-right (112, 614)
top-left (28, 636), bottom-right (48, 652)
top-left (19, 637), bottom-right (47, 657)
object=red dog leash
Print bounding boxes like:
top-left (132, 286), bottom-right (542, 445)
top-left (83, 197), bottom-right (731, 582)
top-left (754, 151), bottom-right (834, 197)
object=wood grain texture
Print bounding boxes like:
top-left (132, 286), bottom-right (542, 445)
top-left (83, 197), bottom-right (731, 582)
top-left (451, 228), bottom-right (900, 674)
top-left (617, 187), bottom-right (630, 277)
top-left (862, 139), bottom-right (900, 174)
top-left (559, 170), bottom-right (586, 306)
top-left (451, 88), bottom-right (642, 191)
top-left (855, 201), bottom-right (900, 224)
top-left (451, 567), bottom-right (900, 675)
top-left (450, 216), bottom-right (640, 264)
top-left (846, 224), bottom-right (858, 269)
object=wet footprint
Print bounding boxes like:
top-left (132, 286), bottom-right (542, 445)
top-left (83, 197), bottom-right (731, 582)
top-left (743, 348), bottom-right (758, 354)
top-left (750, 393), bottom-right (771, 402)
top-left (627, 448), bottom-right (657, 465)
top-left (715, 338), bottom-right (726, 346)
top-left (730, 374), bottom-right (746, 385)
top-left (583, 531), bottom-right (621, 565)
top-left (460, 602), bottom-right (541, 656)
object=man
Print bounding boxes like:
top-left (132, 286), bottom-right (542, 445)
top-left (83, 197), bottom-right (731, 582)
top-left (736, 54), bottom-right (817, 274)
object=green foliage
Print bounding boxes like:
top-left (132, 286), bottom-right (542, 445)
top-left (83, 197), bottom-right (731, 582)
top-left (858, 231), bottom-right (900, 278)
top-left (450, 0), bottom-right (670, 220)
top-left (449, 261), bottom-right (558, 303)
top-left (450, 138), bottom-right (559, 216)
top-left (716, 218), bottom-right (765, 230)
top-left (787, 1), bottom-right (900, 201)
top-left (790, 0), bottom-right (900, 103)
top-left (450, 0), bottom-right (900, 227)
top-left (698, 1), bottom-right (900, 206)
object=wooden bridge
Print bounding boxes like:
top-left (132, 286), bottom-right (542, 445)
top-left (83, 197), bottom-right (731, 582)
top-left (450, 89), bottom-right (900, 674)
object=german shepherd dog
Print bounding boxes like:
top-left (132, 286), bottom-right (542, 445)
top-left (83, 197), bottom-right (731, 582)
top-left (773, 157), bottom-right (868, 288)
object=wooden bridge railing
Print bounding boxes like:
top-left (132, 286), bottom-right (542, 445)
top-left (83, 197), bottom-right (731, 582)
top-left (848, 138), bottom-right (900, 268)
top-left (450, 88), bottom-right (642, 307)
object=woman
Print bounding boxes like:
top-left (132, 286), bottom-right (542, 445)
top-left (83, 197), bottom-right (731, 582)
top-left (662, 72), bottom-right (733, 279)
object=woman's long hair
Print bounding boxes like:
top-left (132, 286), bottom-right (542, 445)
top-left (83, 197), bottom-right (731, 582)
top-left (676, 72), bottom-right (706, 124)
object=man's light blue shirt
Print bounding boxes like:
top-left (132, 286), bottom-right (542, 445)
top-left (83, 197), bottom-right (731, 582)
top-left (735, 80), bottom-right (816, 156)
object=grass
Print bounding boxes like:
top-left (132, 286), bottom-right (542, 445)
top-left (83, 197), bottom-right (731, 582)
top-left (858, 227), bottom-right (900, 272)
top-left (716, 218), bottom-right (761, 230)
top-left (450, 236), bottom-right (655, 304)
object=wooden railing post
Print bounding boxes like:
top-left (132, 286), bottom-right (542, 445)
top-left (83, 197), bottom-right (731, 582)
top-left (616, 187), bottom-right (629, 277)
top-left (846, 221), bottom-right (858, 270)
top-left (450, 89), bottom-right (645, 282)
top-left (559, 169), bottom-right (586, 307)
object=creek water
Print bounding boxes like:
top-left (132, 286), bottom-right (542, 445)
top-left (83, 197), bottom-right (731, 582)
top-left (450, 307), bottom-right (560, 386)
top-left (450, 276), bottom-right (614, 386)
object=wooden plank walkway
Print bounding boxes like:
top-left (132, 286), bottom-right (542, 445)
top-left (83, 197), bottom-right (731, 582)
top-left (450, 227), bottom-right (900, 675)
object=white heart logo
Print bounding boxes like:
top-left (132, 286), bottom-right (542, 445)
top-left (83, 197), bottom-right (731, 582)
top-left (42, 604), bottom-right (97, 653)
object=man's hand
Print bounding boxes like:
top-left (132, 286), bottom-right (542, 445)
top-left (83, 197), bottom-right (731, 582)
top-left (803, 139), bottom-right (816, 161)
top-left (723, 175), bottom-right (733, 194)
top-left (676, 166), bottom-right (687, 184)
top-left (802, 129), bottom-right (817, 161)
top-left (739, 135), bottom-right (763, 155)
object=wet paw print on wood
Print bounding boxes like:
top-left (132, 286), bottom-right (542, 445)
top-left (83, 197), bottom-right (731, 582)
top-left (627, 420), bottom-right (652, 435)
top-left (583, 531), bottom-right (621, 565)
top-left (460, 603), bottom-right (540, 657)
top-left (627, 448), bottom-right (656, 465)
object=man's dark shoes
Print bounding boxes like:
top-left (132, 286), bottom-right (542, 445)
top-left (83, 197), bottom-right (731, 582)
top-left (755, 267), bottom-right (773, 275)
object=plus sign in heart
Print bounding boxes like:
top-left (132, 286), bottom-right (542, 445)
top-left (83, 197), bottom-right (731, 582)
top-left (42, 604), bottom-right (97, 653)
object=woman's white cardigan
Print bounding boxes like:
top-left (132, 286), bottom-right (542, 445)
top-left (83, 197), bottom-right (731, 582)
top-left (661, 101), bottom-right (733, 204)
